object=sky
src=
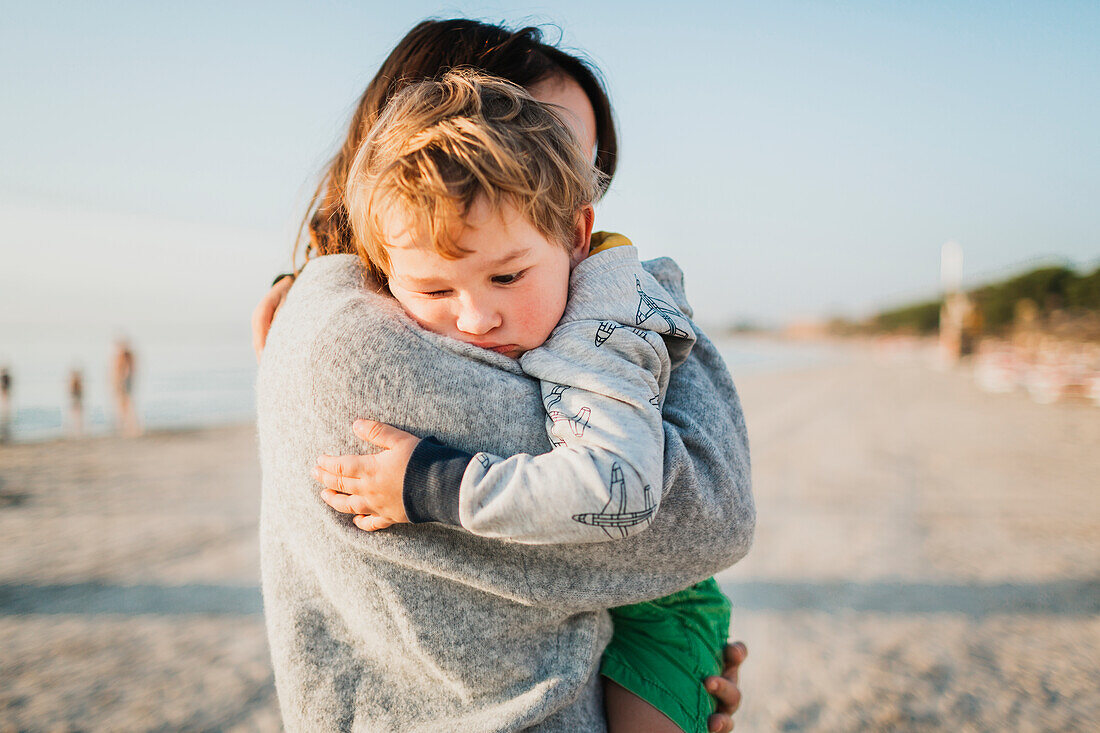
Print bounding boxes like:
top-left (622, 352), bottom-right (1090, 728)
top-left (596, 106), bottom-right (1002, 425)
top-left (2, 0), bottom-right (1098, 333)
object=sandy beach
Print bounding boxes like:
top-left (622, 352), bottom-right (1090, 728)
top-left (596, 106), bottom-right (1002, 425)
top-left (1, 350), bottom-right (1097, 731)
top-left (721, 351), bottom-right (1099, 731)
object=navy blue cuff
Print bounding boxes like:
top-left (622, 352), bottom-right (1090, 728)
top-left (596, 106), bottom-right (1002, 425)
top-left (402, 437), bottom-right (472, 526)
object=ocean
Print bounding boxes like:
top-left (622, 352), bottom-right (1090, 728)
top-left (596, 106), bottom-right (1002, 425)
top-left (0, 326), bottom-right (844, 443)
top-left (0, 323), bottom-right (255, 443)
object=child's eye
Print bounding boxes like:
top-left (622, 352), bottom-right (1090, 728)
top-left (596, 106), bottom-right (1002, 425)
top-left (421, 289), bottom-right (452, 298)
top-left (492, 270), bottom-right (526, 285)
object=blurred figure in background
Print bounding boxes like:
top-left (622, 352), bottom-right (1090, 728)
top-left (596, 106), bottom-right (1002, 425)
top-left (67, 368), bottom-right (84, 437)
top-left (110, 339), bottom-right (140, 437)
top-left (0, 366), bottom-right (11, 443)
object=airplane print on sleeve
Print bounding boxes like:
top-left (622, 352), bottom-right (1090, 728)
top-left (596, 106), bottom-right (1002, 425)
top-left (593, 277), bottom-right (690, 348)
top-left (543, 385), bottom-right (592, 448)
top-left (571, 462), bottom-right (656, 539)
top-left (634, 276), bottom-right (690, 339)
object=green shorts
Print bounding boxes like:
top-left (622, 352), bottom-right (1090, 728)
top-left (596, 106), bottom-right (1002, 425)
top-left (601, 577), bottom-right (732, 733)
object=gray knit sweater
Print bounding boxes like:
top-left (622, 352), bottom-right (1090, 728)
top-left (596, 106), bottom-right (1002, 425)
top-left (256, 254), bottom-right (754, 732)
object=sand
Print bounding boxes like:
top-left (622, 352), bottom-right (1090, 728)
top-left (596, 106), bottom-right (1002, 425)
top-left (1, 351), bottom-right (1097, 731)
top-left (719, 351), bottom-right (1099, 731)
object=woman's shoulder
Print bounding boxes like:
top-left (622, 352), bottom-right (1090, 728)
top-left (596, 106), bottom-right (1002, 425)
top-left (294, 254), bottom-right (378, 297)
top-left (260, 255), bottom-right (408, 381)
top-left (282, 255), bottom-right (402, 327)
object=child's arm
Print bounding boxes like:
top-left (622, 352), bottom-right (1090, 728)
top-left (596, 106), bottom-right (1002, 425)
top-left (403, 244), bottom-right (695, 543)
top-left (315, 246), bottom-right (696, 544)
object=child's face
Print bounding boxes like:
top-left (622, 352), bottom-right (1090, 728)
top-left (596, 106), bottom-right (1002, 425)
top-left (382, 197), bottom-right (590, 359)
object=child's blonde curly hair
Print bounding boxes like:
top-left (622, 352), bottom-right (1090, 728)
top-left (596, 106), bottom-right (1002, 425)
top-left (345, 68), bottom-right (606, 280)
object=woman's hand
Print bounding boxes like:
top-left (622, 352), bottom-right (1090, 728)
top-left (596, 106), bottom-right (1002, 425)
top-left (251, 275), bottom-right (295, 361)
top-left (706, 641), bottom-right (747, 732)
top-left (314, 419), bottom-right (420, 530)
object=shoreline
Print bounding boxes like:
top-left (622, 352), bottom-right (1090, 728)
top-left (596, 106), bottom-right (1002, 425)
top-left (0, 335), bottom-right (851, 446)
top-left (0, 418), bottom-right (255, 448)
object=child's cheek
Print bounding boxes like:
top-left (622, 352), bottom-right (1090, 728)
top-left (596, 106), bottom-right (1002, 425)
top-left (398, 297), bottom-right (453, 337)
top-left (421, 301), bottom-right (456, 336)
top-left (516, 282), bottom-right (568, 345)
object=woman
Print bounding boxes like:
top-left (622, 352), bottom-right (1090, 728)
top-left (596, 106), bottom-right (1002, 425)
top-left (255, 19), bottom-right (752, 732)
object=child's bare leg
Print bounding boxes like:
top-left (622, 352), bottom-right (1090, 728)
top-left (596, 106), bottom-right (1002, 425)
top-left (604, 679), bottom-right (683, 733)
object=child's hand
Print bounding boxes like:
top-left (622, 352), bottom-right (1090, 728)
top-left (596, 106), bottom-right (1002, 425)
top-left (313, 419), bottom-right (419, 530)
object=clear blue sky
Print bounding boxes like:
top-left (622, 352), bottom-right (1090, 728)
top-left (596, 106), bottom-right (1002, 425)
top-left (2, 0), bottom-right (1097, 331)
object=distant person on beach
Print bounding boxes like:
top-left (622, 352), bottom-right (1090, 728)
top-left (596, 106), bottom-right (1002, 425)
top-left (309, 70), bottom-right (734, 733)
top-left (68, 368), bottom-right (84, 437)
top-left (254, 19), bottom-right (752, 733)
top-left (110, 339), bottom-right (140, 437)
top-left (0, 366), bottom-right (11, 443)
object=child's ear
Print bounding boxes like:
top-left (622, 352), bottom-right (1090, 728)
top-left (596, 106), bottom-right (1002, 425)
top-left (570, 204), bottom-right (595, 266)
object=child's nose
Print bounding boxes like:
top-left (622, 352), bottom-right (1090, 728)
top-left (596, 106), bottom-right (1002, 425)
top-left (456, 299), bottom-right (501, 335)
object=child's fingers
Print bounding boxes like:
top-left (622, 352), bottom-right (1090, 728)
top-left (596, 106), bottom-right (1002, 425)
top-left (352, 419), bottom-right (413, 449)
top-left (353, 514), bottom-right (394, 532)
top-left (315, 455), bottom-right (372, 488)
top-left (320, 488), bottom-right (373, 516)
top-left (314, 465), bottom-right (369, 496)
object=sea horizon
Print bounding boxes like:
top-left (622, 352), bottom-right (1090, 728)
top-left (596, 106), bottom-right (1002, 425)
top-left (0, 327), bottom-right (847, 444)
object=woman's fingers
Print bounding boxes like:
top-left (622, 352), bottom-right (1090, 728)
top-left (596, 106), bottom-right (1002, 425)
top-left (704, 639), bottom-right (747, 730)
top-left (707, 675), bottom-right (742, 713)
top-left (251, 298), bottom-right (277, 361)
top-left (725, 641), bottom-right (748, 671)
top-left (251, 276), bottom-right (294, 361)
top-left (352, 419), bottom-right (414, 449)
top-left (721, 641), bottom-right (747, 690)
top-left (706, 712), bottom-right (734, 733)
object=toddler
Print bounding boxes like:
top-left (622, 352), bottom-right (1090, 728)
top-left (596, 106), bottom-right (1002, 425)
top-left (313, 70), bottom-right (732, 733)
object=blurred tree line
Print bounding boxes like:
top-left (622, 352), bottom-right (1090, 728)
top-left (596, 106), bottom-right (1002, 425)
top-left (836, 264), bottom-right (1100, 337)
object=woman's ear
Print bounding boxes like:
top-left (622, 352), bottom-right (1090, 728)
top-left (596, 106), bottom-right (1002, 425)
top-left (570, 204), bottom-right (595, 266)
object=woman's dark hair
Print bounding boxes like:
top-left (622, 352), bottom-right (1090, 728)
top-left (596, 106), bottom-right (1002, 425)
top-left (297, 18), bottom-right (617, 262)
